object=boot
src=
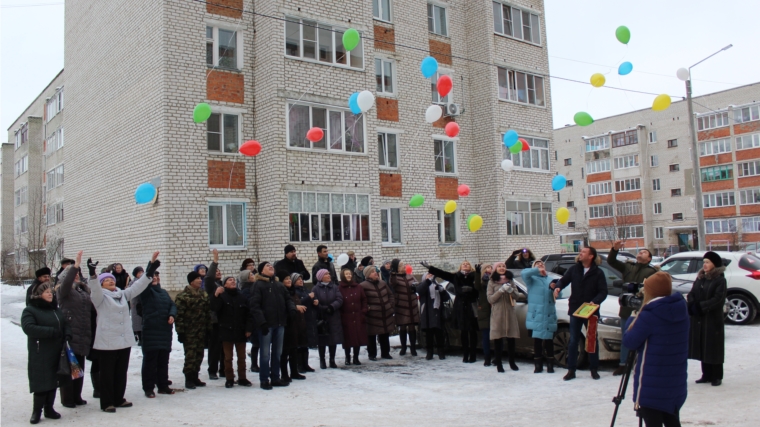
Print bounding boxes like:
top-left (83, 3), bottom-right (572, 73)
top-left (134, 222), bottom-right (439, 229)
top-left (563, 370), bottom-right (576, 381)
top-left (344, 349), bottom-right (352, 366)
top-left (426, 347), bottom-right (434, 360)
top-left (612, 365), bottom-right (626, 376)
top-left (534, 357), bottom-right (543, 373)
top-left (484, 354), bottom-right (492, 367)
top-left (43, 390), bottom-right (61, 420)
top-left (91, 372), bottom-right (100, 398)
top-left (438, 348), bottom-right (446, 360)
top-left (289, 351), bottom-right (305, 379)
top-left (319, 347), bottom-right (327, 369)
top-left (280, 353), bottom-right (291, 383)
top-left (301, 349), bottom-right (315, 373)
top-left (590, 369), bottom-right (600, 380)
top-left (59, 382), bottom-right (76, 408)
top-left (73, 378), bottom-right (87, 405)
top-left (507, 339), bottom-right (519, 371)
top-left (352, 353), bottom-right (361, 366)
top-left (399, 330), bottom-right (407, 356)
top-left (462, 351), bottom-right (469, 363)
top-left (495, 358), bottom-right (505, 373)
top-left (192, 373), bottom-right (206, 387)
top-left (546, 358), bottom-right (555, 374)
top-left (30, 393), bottom-right (45, 424)
top-left (184, 373), bottom-right (196, 390)
top-left (249, 347), bottom-right (260, 373)
top-left (328, 348), bottom-right (338, 369)
top-left (409, 332), bottom-right (417, 356)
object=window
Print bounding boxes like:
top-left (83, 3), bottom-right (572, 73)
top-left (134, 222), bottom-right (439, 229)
top-left (566, 201), bottom-right (574, 208)
top-left (655, 227), bottom-right (664, 239)
top-left (288, 192), bottom-right (370, 242)
top-left (381, 208), bottom-right (402, 244)
top-left (16, 247), bottom-right (28, 265)
top-left (288, 103), bottom-right (365, 153)
top-left (669, 164), bottom-right (680, 172)
top-left (47, 202), bottom-right (64, 226)
top-left (14, 187), bottom-right (27, 207)
top-left (206, 26), bottom-right (240, 69)
top-left (653, 179), bottom-right (660, 191)
top-left (56, 165), bottom-right (64, 187)
top-left (438, 210), bottom-right (457, 243)
top-left (739, 189), bottom-right (760, 205)
top-left (47, 170), bottom-right (56, 191)
top-left (567, 221), bottom-right (576, 228)
top-left (618, 225), bottom-right (644, 239)
top-left (615, 178), bottom-right (640, 193)
top-left (207, 113), bottom-right (240, 153)
top-left (736, 133), bottom-right (760, 150)
top-left (650, 155), bottom-right (659, 167)
top-left (735, 104), bottom-right (760, 124)
top-left (47, 127), bottom-right (64, 155)
top-left (45, 88), bottom-right (63, 122)
top-left (672, 213), bottom-right (683, 221)
top-left (431, 71), bottom-right (452, 104)
top-left (616, 201), bottom-right (642, 216)
top-left (700, 138), bottom-right (731, 156)
top-left (667, 139), bottom-right (678, 148)
top-left (15, 155), bottom-right (28, 177)
top-left (742, 216), bottom-right (760, 232)
top-left (654, 202), bottom-right (662, 214)
top-left (373, 0), bottom-right (392, 22)
top-left (585, 136), bottom-right (609, 152)
top-left (614, 154), bottom-right (639, 169)
top-left (506, 201), bottom-right (553, 235)
top-left (375, 58), bottom-right (395, 94)
top-left (738, 160), bottom-right (760, 177)
top-left (671, 189), bottom-right (682, 197)
top-left (208, 202), bottom-right (245, 248)
top-left (701, 165), bottom-right (733, 182)
top-left (427, 3), bottom-right (448, 36)
top-left (705, 219), bottom-right (736, 234)
top-left (587, 182), bottom-right (612, 196)
top-left (20, 216), bottom-right (28, 234)
top-left (697, 112), bottom-right (729, 130)
top-left (378, 132), bottom-right (398, 169)
top-left (285, 18), bottom-right (363, 68)
top-left (589, 204), bottom-right (614, 219)
top-left (492, 2), bottom-right (541, 44)
top-left (648, 131), bottom-right (657, 143)
top-left (505, 136), bottom-right (549, 171)
top-left (564, 158), bottom-right (572, 166)
top-left (612, 130), bottom-right (638, 147)
top-left (566, 180), bottom-right (573, 187)
top-left (497, 67), bottom-right (545, 106)
top-left (434, 139), bottom-right (456, 173)
top-left (585, 159), bottom-right (610, 174)
top-left (703, 192), bottom-right (735, 208)
top-left (15, 123), bottom-right (28, 149)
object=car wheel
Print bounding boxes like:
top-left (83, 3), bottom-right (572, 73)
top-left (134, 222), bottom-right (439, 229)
top-left (553, 327), bottom-right (587, 369)
top-left (725, 294), bottom-right (757, 325)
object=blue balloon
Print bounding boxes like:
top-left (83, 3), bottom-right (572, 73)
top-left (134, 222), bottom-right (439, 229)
top-left (551, 175), bottom-right (567, 192)
top-left (618, 62), bottom-right (633, 76)
top-left (420, 56), bottom-right (439, 79)
top-left (348, 92), bottom-right (361, 115)
top-left (328, 254), bottom-right (334, 262)
top-left (503, 130), bottom-right (519, 147)
top-left (135, 183), bottom-right (157, 205)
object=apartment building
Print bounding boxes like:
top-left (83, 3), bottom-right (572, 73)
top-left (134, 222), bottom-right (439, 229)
top-left (555, 82), bottom-right (760, 254)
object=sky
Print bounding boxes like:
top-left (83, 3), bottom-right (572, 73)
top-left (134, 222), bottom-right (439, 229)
top-left (1, 0), bottom-right (760, 139)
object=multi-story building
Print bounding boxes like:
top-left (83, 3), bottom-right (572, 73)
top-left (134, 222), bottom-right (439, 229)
top-left (555, 82), bottom-right (760, 255)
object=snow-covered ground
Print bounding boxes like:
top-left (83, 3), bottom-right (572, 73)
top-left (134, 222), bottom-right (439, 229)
top-left (2, 283), bottom-right (759, 426)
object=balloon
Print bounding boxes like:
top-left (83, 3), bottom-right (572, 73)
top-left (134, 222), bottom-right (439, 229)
top-left (405, 264), bottom-right (413, 275)
top-left (509, 141), bottom-right (522, 154)
top-left (420, 56), bottom-right (439, 79)
top-left (348, 92), bottom-right (361, 114)
top-left (468, 215), bottom-right (483, 232)
top-left (551, 175), bottom-right (567, 191)
top-left (615, 26), bottom-right (631, 44)
top-left (342, 29), bottom-right (360, 51)
top-left (520, 139), bottom-right (530, 151)
top-left (239, 140), bottom-right (262, 156)
top-left (409, 194), bottom-right (425, 207)
top-left (556, 208), bottom-right (570, 224)
top-left (652, 94), bottom-right (672, 112)
top-left (590, 73), bottom-right (606, 88)
top-left (437, 75), bottom-right (453, 97)
top-left (306, 127), bottom-right (324, 143)
top-left (336, 253), bottom-right (349, 267)
top-left (328, 254), bottom-right (334, 262)
top-left (500, 159), bottom-right (514, 171)
top-left (445, 121), bottom-right (460, 137)
top-left (676, 68), bottom-right (690, 82)
top-left (503, 130), bottom-right (519, 147)
top-left (135, 183), bottom-right (157, 205)
top-left (618, 62), bottom-right (633, 75)
top-left (357, 90), bottom-right (375, 112)
top-left (574, 112), bottom-right (594, 127)
top-left (457, 184), bottom-right (470, 197)
top-left (444, 200), bottom-right (457, 214)
top-left (425, 105), bottom-right (443, 123)
top-left (193, 103), bottom-right (212, 123)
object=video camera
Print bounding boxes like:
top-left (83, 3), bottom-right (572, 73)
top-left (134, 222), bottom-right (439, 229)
top-left (618, 282), bottom-right (644, 311)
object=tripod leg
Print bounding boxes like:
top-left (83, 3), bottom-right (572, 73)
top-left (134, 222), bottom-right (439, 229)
top-left (610, 350), bottom-right (637, 427)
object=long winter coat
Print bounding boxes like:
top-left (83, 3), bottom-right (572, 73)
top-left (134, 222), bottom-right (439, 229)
top-left (475, 272), bottom-right (491, 329)
top-left (339, 281), bottom-right (368, 347)
top-left (283, 287), bottom-right (301, 351)
top-left (239, 280), bottom-right (259, 347)
top-left (487, 275), bottom-right (520, 340)
top-left (90, 273), bottom-right (151, 350)
top-left (174, 285), bottom-right (212, 339)
top-left (209, 287), bottom-right (252, 343)
top-left (294, 285), bottom-right (317, 347)
top-left (249, 274), bottom-right (296, 329)
top-left (22, 297), bottom-right (71, 393)
top-left (428, 266), bottom-right (479, 331)
top-left (417, 278), bottom-right (450, 330)
top-left (607, 248), bottom-right (658, 318)
top-left (128, 278), bottom-right (143, 333)
top-left (389, 273), bottom-right (420, 326)
top-left (313, 281), bottom-right (344, 346)
top-left (687, 267), bottom-right (727, 364)
top-left (137, 282), bottom-right (177, 351)
top-left (522, 268), bottom-right (558, 340)
top-left (623, 293), bottom-right (689, 415)
top-left (555, 261), bottom-right (608, 315)
top-left (55, 266), bottom-right (92, 356)
top-left (360, 279), bottom-right (396, 335)
top-left (287, 287), bottom-right (308, 348)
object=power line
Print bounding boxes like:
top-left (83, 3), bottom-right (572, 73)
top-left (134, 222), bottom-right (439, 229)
top-left (1, 2), bottom-right (63, 8)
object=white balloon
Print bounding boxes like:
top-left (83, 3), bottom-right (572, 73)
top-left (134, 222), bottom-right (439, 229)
top-left (676, 68), bottom-right (690, 82)
top-left (501, 159), bottom-right (514, 171)
top-left (336, 253), bottom-right (349, 267)
top-left (425, 105), bottom-right (443, 123)
top-left (357, 90), bottom-right (375, 112)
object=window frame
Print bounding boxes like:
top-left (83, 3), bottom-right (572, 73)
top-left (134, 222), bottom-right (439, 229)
top-left (614, 178), bottom-right (641, 193)
top-left (703, 191), bottom-right (735, 208)
top-left (699, 138), bottom-right (731, 156)
top-left (648, 131), bottom-right (657, 143)
top-left (585, 136), bottom-right (609, 152)
top-left (427, 3), bottom-right (449, 37)
top-left (564, 158), bottom-right (572, 166)
top-left (653, 202), bottom-right (662, 214)
top-left (736, 133), bottom-right (760, 150)
top-left (650, 155), bottom-right (659, 167)
top-left (288, 192), bottom-right (371, 243)
top-left (207, 111), bottom-right (242, 154)
top-left (737, 160), bottom-right (760, 178)
top-left (378, 131), bottom-right (399, 169)
top-left (705, 218), bottom-right (737, 234)
top-left (697, 112), bottom-right (729, 131)
top-left (506, 200), bottom-right (554, 236)
top-left (611, 130), bottom-right (638, 148)
top-left (701, 164), bottom-right (733, 182)
top-left (742, 216), bottom-right (760, 232)
top-left (208, 202), bottom-right (247, 249)
top-left (589, 204), bottom-right (614, 219)
top-left (15, 155), bottom-right (28, 177)
top-left (616, 201), bottom-right (642, 216)
top-left (496, 66), bottom-right (546, 107)
top-left (437, 210), bottom-right (458, 244)
top-left (667, 139), bottom-right (678, 148)
top-left (431, 70), bottom-right (453, 105)
top-left (205, 24), bottom-right (244, 71)
top-left (434, 138), bottom-right (457, 175)
top-left (653, 179), bottom-right (661, 191)
top-left (285, 17), bottom-right (364, 70)
top-left (492, 1), bottom-right (542, 46)
top-left (380, 207), bottom-right (403, 246)
top-left (503, 135), bottom-right (550, 172)
top-left (613, 154), bottom-right (639, 170)
top-left (669, 164), bottom-right (680, 172)
top-left (655, 227), bottom-right (664, 239)
top-left (671, 189), bottom-right (682, 197)
top-left (585, 158), bottom-right (611, 174)
top-left (372, 0), bottom-right (392, 23)
top-left (587, 181), bottom-right (612, 196)
top-left (739, 188), bottom-right (760, 205)
top-left (374, 57), bottom-right (396, 96)
top-left (672, 213), bottom-right (684, 221)
top-left (286, 102), bottom-right (366, 155)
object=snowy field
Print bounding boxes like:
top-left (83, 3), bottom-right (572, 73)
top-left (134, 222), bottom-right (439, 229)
top-left (2, 283), bottom-right (759, 426)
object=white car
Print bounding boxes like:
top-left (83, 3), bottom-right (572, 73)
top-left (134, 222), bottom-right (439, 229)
top-left (659, 251), bottom-right (760, 324)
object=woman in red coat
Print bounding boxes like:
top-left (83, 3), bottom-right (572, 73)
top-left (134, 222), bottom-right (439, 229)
top-left (338, 269), bottom-right (368, 366)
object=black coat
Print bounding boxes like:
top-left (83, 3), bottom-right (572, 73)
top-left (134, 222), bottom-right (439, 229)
top-left (239, 280), bottom-right (259, 346)
top-left (55, 266), bottom-right (92, 356)
top-left (204, 262), bottom-right (223, 324)
top-left (314, 281), bottom-right (344, 346)
top-left (249, 274), bottom-right (296, 329)
top-left (428, 266), bottom-right (479, 330)
top-left (555, 261), bottom-right (608, 315)
top-left (137, 283), bottom-right (177, 351)
top-left (21, 298), bottom-right (71, 393)
top-left (275, 257), bottom-right (311, 282)
top-left (209, 287), bottom-right (253, 343)
top-left (687, 267), bottom-right (726, 364)
top-left (285, 286), bottom-right (308, 348)
top-left (311, 258), bottom-right (337, 285)
top-left (113, 270), bottom-right (130, 291)
top-left (295, 286), bottom-right (318, 347)
top-left (417, 278), bottom-right (450, 330)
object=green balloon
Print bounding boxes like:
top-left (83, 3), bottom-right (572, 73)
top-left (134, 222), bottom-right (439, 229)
top-left (509, 141), bottom-right (522, 154)
top-left (615, 26), bottom-right (630, 44)
top-left (342, 29), bottom-right (360, 51)
top-left (574, 112), bottom-right (594, 127)
top-left (193, 103), bottom-right (212, 123)
top-left (409, 194), bottom-right (425, 208)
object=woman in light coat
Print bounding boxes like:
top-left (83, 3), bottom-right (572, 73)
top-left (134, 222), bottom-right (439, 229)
top-left (522, 260), bottom-right (558, 373)
top-left (487, 262), bottom-right (520, 373)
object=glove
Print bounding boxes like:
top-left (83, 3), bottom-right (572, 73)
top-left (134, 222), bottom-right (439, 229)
top-left (326, 305), bottom-right (335, 315)
top-left (420, 261), bottom-right (429, 268)
top-left (500, 283), bottom-right (514, 293)
top-left (146, 259), bottom-right (161, 278)
top-left (87, 258), bottom-right (99, 277)
top-left (461, 286), bottom-right (473, 293)
top-left (177, 333), bottom-right (186, 344)
top-left (512, 249), bottom-right (522, 256)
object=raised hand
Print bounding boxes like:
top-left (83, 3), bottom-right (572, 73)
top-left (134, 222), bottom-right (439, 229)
top-left (87, 258), bottom-right (99, 277)
top-left (75, 251), bottom-right (83, 268)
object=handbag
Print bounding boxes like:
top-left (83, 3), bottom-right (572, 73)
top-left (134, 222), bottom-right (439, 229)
top-left (57, 341), bottom-right (84, 379)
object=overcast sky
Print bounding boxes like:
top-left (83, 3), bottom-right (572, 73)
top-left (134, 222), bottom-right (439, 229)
top-left (2, 0), bottom-right (759, 139)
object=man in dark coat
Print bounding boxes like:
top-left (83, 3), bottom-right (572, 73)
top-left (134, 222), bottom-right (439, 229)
top-left (551, 246), bottom-right (608, 381)
top-left (417, 273), bottom-right (450, 360)
top-left (52, 257), bottom-right (75, 287)
top-left (275, 244), bottom-right (311, 282)
top-left (311, 245), bottom-right (337, 286)
top-left (203, 249), bottom-right (226, 380)
top-left (26, 267), bottom-right (52, 306)
top-left (137, 269), bottom-right (177, 397)
top-left (209, 272), bottom-right (254, 388)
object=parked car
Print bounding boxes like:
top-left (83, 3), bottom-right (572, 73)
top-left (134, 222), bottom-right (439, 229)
top-left (541, 253), bottom-right (632, 296)
top-left (659, 251), bottom-right (760, 324)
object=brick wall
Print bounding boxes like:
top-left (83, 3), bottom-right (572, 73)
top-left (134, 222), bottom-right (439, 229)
top-left (207, 70), bottom-right (244, 104)
top-left (435, 176), bottom-right (459, 200)
top-left (587, 171), bottom-right (611, 183)
top-left (379, 173), bottom-right (402, 197)
top-left (376, 98), bottom-right (399, 122)
top-left (704, 206), bottom-right (736, 218)
top-left (735, 120), bottom-right (760, 135)
top-left (429, 39), bottom-right (452, 66)
top-left (699, 153), bottom-right (733, 167)
top-left (208, 160), bottom-right (245, 189)
top-left (374, 24), bottom-right (395, 52)
top-left (206, 0), bottom-right (243, 18)
top-left (697, 127), bottom-right (730, 141)
top-left (735, 147), bottom-right (760, 161)
top-left (588, 194), bottom-right (612, 205)
top-left (616, 191), bottom-right (642, 202)
top-left (738, 176), bottom-right (760, 189)
top-left (740, 205), bottom-right (760, 216)
top-left (703, 180), bottom-right (735, 191)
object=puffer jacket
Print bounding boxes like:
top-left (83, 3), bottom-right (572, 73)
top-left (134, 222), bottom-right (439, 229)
top-left (249, 274), bottom-right (296, 329)
top-left (521, 267), bottom-right (558, 340)
top-left (389, 273), bottom-right (420, 326)
top-left (137, 281), bottom-right (177, 351)
top-left (360, 278), bottom-right (396, 335)
top-left (294, 285), bottom-right (318, 347)
top-left (22, 297), bottom-right (71, 393)
top-left (90, 273), bottom-right (152, 350)
top-left (55, 265), bottom-right (92, 356)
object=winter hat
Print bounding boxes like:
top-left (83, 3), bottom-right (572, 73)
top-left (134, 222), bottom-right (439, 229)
top-left (276, 270), bottom-right (291, 282)
top-left (240, 258), bottom-right (255, 271)
top-left (222, 276), bottom-right (237, 287)
top-left (290, 273), bottom-right (303, 286)
top-left (32, 282), bottom-right (52, 298)
top-left (238, 269), bottom-right (253, 284)
top-left (98, 273), bottom-right (116, 285)
top-left (257, 262), bottom-right (270, 275)
top-left (360, 256), bottom-right (373, 267)
top-left (493, 261), bottom-right (507, 271)
top-left (35, 267), bottom-right (51, 278)
top-left (364, 265), bottom-right (377, 280)
top-left (60, 258), bottom-right (75, 267)
top-left (187, 271), bottom-right (201, 284)
top-left (643, 271), bottom-right (672, 298)
top-left (132, 266), bottom-right (144, 277)
top-left (284, 244), bottom-right (296, 255)
top-left (390, 259), bottom-right (401, 274)
top-left (316, 269), bottom-right (330, 282)
top-left (382, 260), bottom-right (391, 267)
top-left (193, 264), bottom-right (208, 274)
top-left (703, 251), bottom-right (723, 268)
top-left (532, 260), bottom-right (545, 268)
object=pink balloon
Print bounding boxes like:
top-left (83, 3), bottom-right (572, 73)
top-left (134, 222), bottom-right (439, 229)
top-left (437, 75), bottom-right (453, 98)
top-left (405, 264), bottom-right (413, 275)
top-left (457, 184), bottom-right (470, 197)
top-left (306, 127), bottom-right (324, 143)
top-left (239, 140), bottom-right (262, 156)
top-left (445, 121), bottom-right (460, 137)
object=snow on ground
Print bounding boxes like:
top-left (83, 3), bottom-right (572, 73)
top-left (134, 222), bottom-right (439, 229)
top-left (2, 284), bottom-right (759, 426)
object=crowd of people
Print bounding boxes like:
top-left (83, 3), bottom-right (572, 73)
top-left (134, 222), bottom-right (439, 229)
top-left (19, 242), bottom-right (726, 427)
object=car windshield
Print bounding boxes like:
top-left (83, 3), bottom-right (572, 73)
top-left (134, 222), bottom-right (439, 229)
top-left (660, 258), bottom-right (691, 275)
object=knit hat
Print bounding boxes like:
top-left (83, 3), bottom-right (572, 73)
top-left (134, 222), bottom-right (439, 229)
top-left (193, 264), bottom-right (207, 274)
top-left (132, 266), bottom-right (144, 277)
top-left (290, 273), bottom-right (303, 286)
top-left (390, 259), bottom-right (401, 274)
top-left (316, 269), bottom-right (330, 282)
top-left (493, 261), bottom-right (506, 271)
top-left (35, 267), bottom-right (51, 278)
top-left (360, 256), bottom-right (373, 267)
top-left (364, 265), bottom-right (377, 280)
top-left (240, 258), bottom-right (254, 271)
top-left (284, 244), bottom-right (296, 255)
top-left (703, 251), bottom-right (723, 268)
top-left (98, 273), bottom-right (116, 285)
top-left (187, 271), bottom-right (201, 284)
top-left (643, 271), bottom-right (672, 298)
top-left (276, 271), bottom-right (291, 282)
top-left (257, 262), bottom-right (270, 275)
top-left (222, 276), bottom-right (237, 287)
top-left (532, 260), bottom-right (544, 268)
top-left (31, 282), bottom-right (51, 298)
top-left (238, 269), bottom-right (253, 284)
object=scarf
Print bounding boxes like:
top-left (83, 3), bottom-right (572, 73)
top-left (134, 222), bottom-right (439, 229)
top-left (429, 279), bottom-right (441, 310)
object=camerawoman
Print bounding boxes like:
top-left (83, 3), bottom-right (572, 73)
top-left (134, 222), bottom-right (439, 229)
top-left (622, 272), bottom-right (689, 427)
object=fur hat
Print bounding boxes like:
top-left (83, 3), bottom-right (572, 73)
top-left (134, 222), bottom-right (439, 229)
top-left (316, 269), bottom-right (330, 282)
top-left (31, 282), bottom-right (52, 298)
top-left (364, 265), bottom-right (377, 280)
top-left (98, 273), bottom-right (116, 285)
top-left (187, 271), bottom-right (201, 284)
top-left (284, 244), bottom-right (296, 255)
top-left (360, 256), bottom-right (373, 267)
top-left (643, 271), bottom-right (672, 298)
top-left (35, 267), bottom-right (51, 278)
top-left (703, 251), bottom-right (723, 268)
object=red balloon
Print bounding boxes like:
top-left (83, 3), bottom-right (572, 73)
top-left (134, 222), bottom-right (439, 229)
top-left (457, 184), bottom-right (470, 197)
top-left (239, 140), bottom-right (262, 156)
top-left (445, 121), bottom-right (460, 137)
top-left (437, 75), bottom-right (453, 98)
top-left (306, 127), bottom-right (324, 143)
top-left (520, 139), bottom-right (530, 151)
top-left (405, 264), bottom-right (413, 275)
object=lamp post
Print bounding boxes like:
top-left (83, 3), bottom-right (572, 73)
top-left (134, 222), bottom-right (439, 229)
top-left (686, 44), bottom-right (733, 251)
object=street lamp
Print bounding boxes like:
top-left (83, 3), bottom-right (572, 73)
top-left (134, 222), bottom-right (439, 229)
top-left (686, 44), bottom-right (733, 251)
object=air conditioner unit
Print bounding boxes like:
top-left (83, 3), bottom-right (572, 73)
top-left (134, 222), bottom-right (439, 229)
top-left (444, 103), bottom-right (462, 117)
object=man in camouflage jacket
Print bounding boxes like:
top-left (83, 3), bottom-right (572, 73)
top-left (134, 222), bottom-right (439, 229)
top-left (175, 271), bottom-right (212, 389)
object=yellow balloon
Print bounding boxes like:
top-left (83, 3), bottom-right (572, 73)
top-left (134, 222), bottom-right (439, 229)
top-left (468, 215), bottom-right (483, 232)
top-left (444, 200), bottom-right (457, 214)
top-left (652, 94), bottom-right (672, 111)
top-left (590, 73), bottom-right (606, 88)
top-left (556, 207), bottom-right (570, 225)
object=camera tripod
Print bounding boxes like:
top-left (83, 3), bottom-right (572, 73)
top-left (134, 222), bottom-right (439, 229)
top-left (610, 350), bottom-right (642, 427)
